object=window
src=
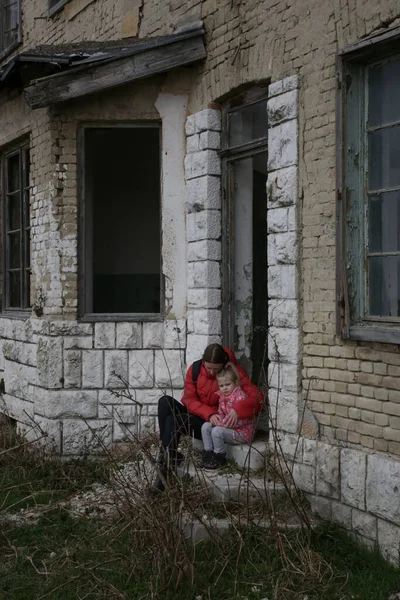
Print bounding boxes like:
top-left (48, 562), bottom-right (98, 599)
top-left (1, 143), bottom-right (31, 311)
top-left (222, 88), bottom-right (268, 382)
top-left (0, 0), bottom-right (20, 56)
top-left (338, 30), bottom-right (400, 343)
top-left (80, 125), bottom-right (161, 318)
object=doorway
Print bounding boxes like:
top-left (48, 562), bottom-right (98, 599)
top-left (222, 90), bottom-right (269, 387)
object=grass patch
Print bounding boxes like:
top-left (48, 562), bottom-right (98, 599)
top-left (1, 512), bottom-right (399, 600)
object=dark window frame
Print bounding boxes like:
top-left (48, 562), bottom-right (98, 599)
top-left (1, 139), bottom-right (31, 313)
top-left (221, 86), bottom-right (269, 359)
top-left (48, 0), bottom-right (69, 17)
top-left (77, 122), bottom-right (164, 322)
top-left (0, 0), bottom-right (21, 61)
top-left (337, 25), bottom-right (400, 344)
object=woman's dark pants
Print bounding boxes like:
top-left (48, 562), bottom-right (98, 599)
top-left (158, 395), bottom-right (205, 456)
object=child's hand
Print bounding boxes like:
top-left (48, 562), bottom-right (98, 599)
top-left (223, 409), bottom-right (238, 429)
top-left (210, 414), bottom-right (222, 426)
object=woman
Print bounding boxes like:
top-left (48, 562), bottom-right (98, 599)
top-left (154, 343), bottom-right (263, 491)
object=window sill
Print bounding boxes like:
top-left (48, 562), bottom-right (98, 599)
top-left (0, 310), bottom-right (31, 321)
top-left (348, 325), bottom-right (400, 345)
top-left (79, 313), bottom-right (164, 323)
top-left (49, 0), bottom-right (69, 17)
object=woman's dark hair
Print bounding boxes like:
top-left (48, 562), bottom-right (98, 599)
top-left (202, 343), bottom-right (229, 365)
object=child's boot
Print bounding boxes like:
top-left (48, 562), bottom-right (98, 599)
top-left (213, 452), bottom-right (227, 468)
top-left (199, 450), bottom-right (217, 470)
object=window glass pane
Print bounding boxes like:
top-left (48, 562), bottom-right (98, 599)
top-left (24, 268), bottom-right (31, 308)
top-left (369, 58), bottom-right (400, 127)
top-left (368, 125), bottom-right (400, 190)
top-left (369, 191), bottom-right (400, 253)
top-left (369, 256), bottom-right (400, 317)
top-left (3, 1), bottom-right (19, 47)
top-left (8, 232), bottom-right (20, 268)
top-left (85, 127), bottom-right (161, 314)
top-left (228, 100), bottom-right (268, 147)
top-left (8, 271), bottom-right (21, 308)
top-left (7, 153), bottom-right (20, 193)
top-left (7, 192), bottom-right (20, 231)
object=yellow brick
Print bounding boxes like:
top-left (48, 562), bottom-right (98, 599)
top-left (354, 421), bottom-right (383, 438)
top-left (384, 428), bottom-right (400, 442)
top-left (355, 397), bottom-right (382, 412)
top-left (374, 439), bottom-right (388, 452)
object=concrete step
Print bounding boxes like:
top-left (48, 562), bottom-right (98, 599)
top-left (178, 461), bottom-right (293, 505)
top-left (190, 432), bottom-right (268, 471)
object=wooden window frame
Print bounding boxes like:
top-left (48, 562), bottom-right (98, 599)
top-left (77, 122), bottom-right (164, 322)
top-left (337, 26), bottom-right (400, 344)
top-left (1, 140), bottom-right (31, 314)
top-left (221, 86), bottom-right (269, 350)
top-left (0, 0), bottom-right (21, 61)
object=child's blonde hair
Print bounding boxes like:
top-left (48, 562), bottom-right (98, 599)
top-left (216, 362), bottom-right (240, 385)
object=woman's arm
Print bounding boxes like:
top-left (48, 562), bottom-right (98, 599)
top-left (181, 365), bottom-right (219, 420)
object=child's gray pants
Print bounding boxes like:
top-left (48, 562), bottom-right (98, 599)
top-left (201, 422), bottom-right (246, 455)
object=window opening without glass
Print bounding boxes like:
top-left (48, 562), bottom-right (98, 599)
top-left (81, 126), bottom-right (162, 317)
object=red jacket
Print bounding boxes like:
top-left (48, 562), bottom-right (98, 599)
top-left (181, 348), bottom-right (263, 422)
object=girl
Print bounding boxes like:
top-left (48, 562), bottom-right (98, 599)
top-left (199, 362), bottom-right (258, 470)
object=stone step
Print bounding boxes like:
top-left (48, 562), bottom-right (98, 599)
top-left (190, 432), bottom-right (268, 471)
top-left (178, 461), bottom-right (292, 505)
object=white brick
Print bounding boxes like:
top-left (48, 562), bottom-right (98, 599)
top-left (37, 336), bottom-right (63, 389)
top-left (154, 349), bottom-right (185, 388)
top-left (352, 509), bottom-right (377, 540)
top-left (104, 350), bottom-right (128, 387)
top-left (269, 299), bottom-right (298, 328)
top-left (268, 265), bottom-right (296, 299)
top-left (142, 322), bottom-right (163, 348)
top-left (188, 261), bottom-right (220, 289)
top-left (267, 208), bottom-right (288, 233)
top-left (199, 130), bottom-right (221, 150)
top-left (194, 108), bottom-right (221, 132)
top-left (187, 210), bottom-right (221, 241)
top-left (129, 350), bottom-right (154, 388)
top-left (164, 319), bottom-right (187, 349)
top-left (378, 519), bottom-right (400, 564)
top-left (268, 388), bottom-right (299, 433)
top-left (64, 350), bottom-right (81, 388)
top-left (35, 389), bottom-right (98, 419)
top-left (267, 89), bottom-right (298, 125)
top-left (185, 175), bottom-right (221, 212)
top-left (186, 133), bottom-right (200, 153)
top-left (269, 361), bottom-right (300, 393)
top-left (316, 442), bottom-right (340, 499)
top-left (268, 120), bottom-right (298, 171)
top-left (188, 288), bottom-right (221, 309)
top-left (192, 309), bottom-right (221, 335)
top-left (116, 323), bottom-right (141, 349)
top-left (188, 239), bottom-right (221, 262)
top-left (366, 454), bottom-right (400, 525)
top-left (94, 323), bottom-right (115, 348)
top-left (185, 150), bottom-right (221, 179)
top-left (341, 448), bottom-right (366, 510)
top-left (62, 419), bottom-right (112, 455)
top-left (275, 232), bottom-right (298, 264)
top-left (267, 166), bottom-right (297, 208)
top-left (268, 327), bottom-right (300, 364)
top-left (82, 350), bottom-right (104, 388)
